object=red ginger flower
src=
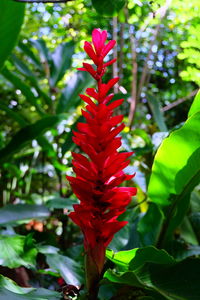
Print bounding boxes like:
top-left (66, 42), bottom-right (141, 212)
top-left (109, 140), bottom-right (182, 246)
top-left (67, 28), bottom-right (136, 290)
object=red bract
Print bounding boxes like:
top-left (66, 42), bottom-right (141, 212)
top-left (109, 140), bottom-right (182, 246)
top-left (67, 28), bottom-right (136, 289)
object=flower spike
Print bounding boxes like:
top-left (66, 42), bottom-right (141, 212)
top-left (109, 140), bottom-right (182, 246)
top-left (67, 28), bottom-right (137, 295)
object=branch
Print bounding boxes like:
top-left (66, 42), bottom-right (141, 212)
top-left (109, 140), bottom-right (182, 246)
top-left (161, 89), bottom-right (198, 112)
top-left (137, 0), bottom-right (172, 100)
top-left (128, 0), bottom-right (172, 129)
top-left (119, 20), bottom-right (125, 85)
top-left (112, 16), bottom-right (118, 93)
top-left (128, 33), bottom-right (138, 129)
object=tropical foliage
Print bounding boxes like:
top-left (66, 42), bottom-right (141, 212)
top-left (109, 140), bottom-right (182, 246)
top-left (0, 0), bottom-right (200, 299)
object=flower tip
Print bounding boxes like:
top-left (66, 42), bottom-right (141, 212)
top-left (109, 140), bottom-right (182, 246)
top-left (77, 67), bottom-right (86, 71)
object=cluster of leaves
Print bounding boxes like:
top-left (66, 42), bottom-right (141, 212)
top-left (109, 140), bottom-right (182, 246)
top-left (0, 0), bottom-right (200, 299)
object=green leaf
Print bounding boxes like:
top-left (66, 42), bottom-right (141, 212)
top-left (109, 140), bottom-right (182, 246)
top-left (92, 0), bottom-right (126, 16)
top-left (129, 246), bottom-right (175, 271)
top-left (137, 203), bottom-right (164, 246)
top-left (11, 54), bottom-right (52, 106)
top-left (170, 240), bottom-right (200, 260)
top-left (46, 253), bottom-right (84, 286)
top-left (106, 246), bottom-right (174, 272)
top-left (18, 41), bottom-right (42, 71)
top-left (61, 115), bottom-right (84, 155)
top-left (0, 0), bottom-right (25, 70)
top-left (105, 256), bottom-right (200, 300)
top-left (1, 67), bottom-right (45, 116)
top-left (0, 275), bottom-right (60, 300)
top-left (104, 270), bottom-right (144, 288)
top-left (148, 112), bottom-right (200, 206)
top-left (56, 71), bottom-right (93, 114)
top-left (188, 90), bottom-right (200, 117)
top-left (136, 258), bottom-right (200, 300)
top-left (0, 114), bottom-right (66, 164)
top-left (0, 234), bottom-right (37, 268)
top-left (148, 112), bottom-right (200, 244)
top-left (30, 39), bottom-right (51, 65)
top-left (50, 42), bottom-right (75, 87)
top-left (0, 204), bottom-right (50, 226)
top-left (0, 102), bottom-right (27, 127)
top-left (46, 197), bottom-right (78, 210)
top-left (146, 93), bottom-right (168, 132)
top-left (106, 248), bottom-right (138, 270)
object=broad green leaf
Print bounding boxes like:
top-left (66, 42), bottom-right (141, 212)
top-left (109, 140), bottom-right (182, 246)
top-left (148, 112), bottom-right (200, 244)
top-left (46, 253), bottom-right (84, 286)
top-left (56, 72), bottom-right (93, 114)
top-left (104, 270), bottom-right (144, 288)
top-left (179, 216), bottom-right (198, 245)
top-left (18, 41), bottom-right (42, 71)
top-left (37, 245), bottom-right (59, 255)
top-left (0, 275), bottom-right (60, 300)
top-left (170, 240), bottom-right (200, 260)
top-left (106, 246), bottom-right (174, 271)
top-left (50, 42), bottom-right (75, 87)
top-left (105, 257), bottom-right (200, 300)
top-left (190, 212), bottom-right (200, 242)
top-left (148, 112), bottom-right (200, 205)
top-left (0, 114), bottom-right (66, 164)
top-left (92, 0), bottom-right (126, 16)
top-left (30, 39), bottom-right (51, 64)
top-left (188, 89), bottom-right (200, 117)
top-left (11, 54), bottom-right (52, 106)
top-left (1, 67), bottom-right (45, 115)
top-left (0, 234), bottom-right (37, 268)
top-left (106, 248), bottom-right (138, 270)
top-left (129, 246), bottom-right (175, 271)
top-left (0, 204), bottom-right (50, 225)
top-left (136, 258), bottom-right (200, 300)
top-left (146, 93), bottom-right (168, 132)
top-left (0, 0), bottom-right (25, 70)
top-left (137, 203), bottom-right (164, 246)
top-left (46, 197), bottom-right (78, 210)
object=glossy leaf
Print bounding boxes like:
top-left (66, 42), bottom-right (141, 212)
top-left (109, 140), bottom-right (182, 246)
top-left (104, 270), bottom-right (144, 288)
top-left (0, 234), bottom-right (37, 268)
top-left (11, 54), bottom-right (52, 106)
top-left (188, 89), bottom-right (200, 117)
top-left (46, 253), bottom-right (84, 286)
top-left (92, 0), bottom-right (126, 16)
top-left (146, 93), bottom-right (168, 132)
top-left (30, 39), bottom-right (50, 64)
top-left (136, 258), bottom-right (200, 300)
top-left (106, 248), bottom-right (138, 270)
top-left (106, 246), bottom-right (174, 271)
top-left (50, 41), bottom-right (75, 87)
top-left (0, 275), bottom-right (60, 300)
top-left (0, 204), bottom-right (50, 225)
top-left (137, 203), bottom-right (164, 246)
top-left (56, 71), bottom-right (93, 114)
top-left (0, 0), bottom-right (25, 70)
top-left (0, 114), bottom-right (66, 164)
top-left (46, 197), bottom-right (78, 210)
top-left (148, 112), bottom-right (200, 205)
top-left (18, 41), bottom-right (42, 70)
top-left (105, 257), bottom-right (200, 300)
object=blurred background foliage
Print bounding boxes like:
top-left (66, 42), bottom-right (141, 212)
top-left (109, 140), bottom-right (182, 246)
top-left (0, 0), bottom-right (200, 299)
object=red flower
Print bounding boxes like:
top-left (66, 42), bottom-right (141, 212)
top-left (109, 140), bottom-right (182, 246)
top-left (67, 28), bottom-right (136, 289)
